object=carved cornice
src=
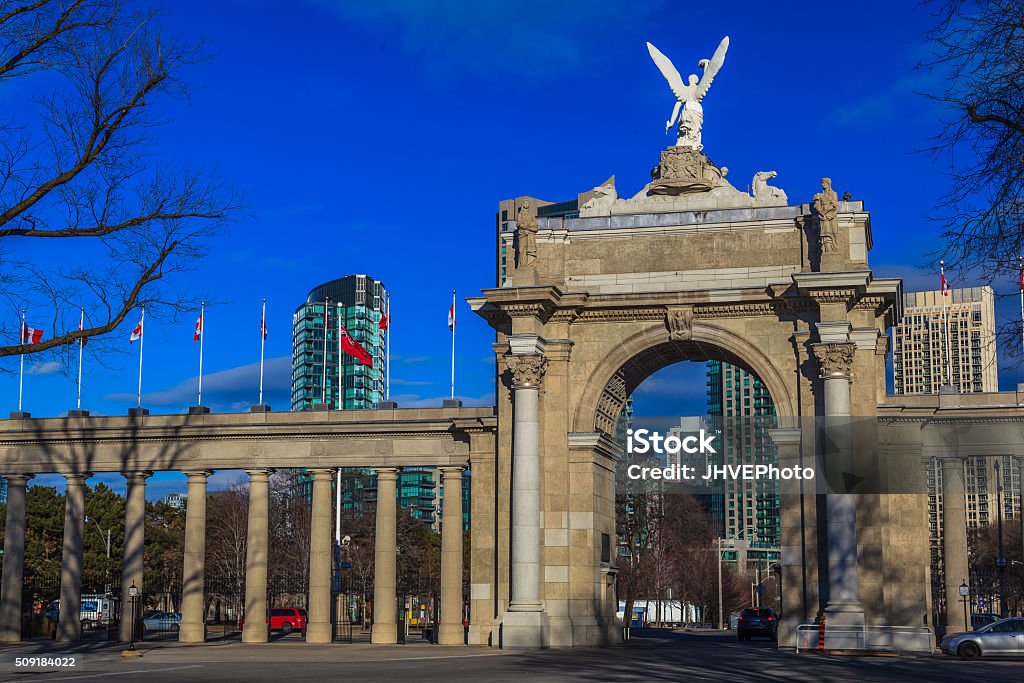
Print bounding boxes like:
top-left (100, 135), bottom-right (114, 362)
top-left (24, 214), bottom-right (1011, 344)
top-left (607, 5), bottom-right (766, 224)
top-left (503, 302), bottom-right (554, 320)
top-left (694, 303), bottom-right (777, 319)
top-left (851, 296), bottom-right (888, 313)
top-left (504, 354), bottom-right (549, 389)
top-left (809, 289), bottom-right (857, 306)
top-left (576, 308), bottom-right (665, 322)
top-left (812, 342), bottom-right (856, 379)
top-left (548, 309), bottom-right (581, 324)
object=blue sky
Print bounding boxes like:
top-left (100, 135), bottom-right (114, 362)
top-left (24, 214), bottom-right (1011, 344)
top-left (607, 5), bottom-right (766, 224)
top-left (3, 1), bottom-right (1023, 496)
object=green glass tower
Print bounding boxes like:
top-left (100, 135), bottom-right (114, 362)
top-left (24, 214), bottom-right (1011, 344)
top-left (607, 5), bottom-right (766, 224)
top-left (291, 274), bottom-right (387, 410)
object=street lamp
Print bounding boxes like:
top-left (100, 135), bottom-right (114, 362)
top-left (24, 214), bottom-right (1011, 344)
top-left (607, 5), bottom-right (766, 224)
top-left (994, 459), bottom-right (1007, 618)
top-left (718, 527), bottom-right (758, 630)
top-left (84, 515), bottom-right (111, 558)
top-left (128, 582), bottom-right (138, 652)
top-left (959, 582), bottom-right (970, 632)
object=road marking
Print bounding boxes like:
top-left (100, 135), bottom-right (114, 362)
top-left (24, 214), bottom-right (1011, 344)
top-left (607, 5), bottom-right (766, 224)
top-left (11, 664), bottom-right (203, 681)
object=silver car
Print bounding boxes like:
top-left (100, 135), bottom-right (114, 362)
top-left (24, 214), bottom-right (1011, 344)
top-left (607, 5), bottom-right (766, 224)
top-left (940, 618), bottom-right (1024, 659)
top-left (142, 611), bottom-right (182, 633)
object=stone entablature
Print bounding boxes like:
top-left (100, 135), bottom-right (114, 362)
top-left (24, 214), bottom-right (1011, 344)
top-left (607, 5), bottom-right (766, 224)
top-left (0, 407), bottom-right (496, 473)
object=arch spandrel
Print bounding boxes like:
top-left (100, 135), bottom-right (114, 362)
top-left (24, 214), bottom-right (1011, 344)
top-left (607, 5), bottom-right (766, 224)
top-left (570, 319), bottom-right (800, 436)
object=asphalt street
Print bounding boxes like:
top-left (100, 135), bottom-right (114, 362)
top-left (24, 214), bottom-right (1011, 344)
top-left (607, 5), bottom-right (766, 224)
top-left (0, 629), bottom-right (1020, 682)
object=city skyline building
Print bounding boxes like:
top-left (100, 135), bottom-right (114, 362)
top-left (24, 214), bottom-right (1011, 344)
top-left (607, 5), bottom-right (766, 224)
top-left (892, 286), bottom-right (998, 395)
top-left (289, 274), bottom-right (467, 529)
top-left (291, 274), bottom-right (387, 411)
top-left (893, 286), bottom-right (1011, 607)
top-left (706, 360), bottom-right (780, 557)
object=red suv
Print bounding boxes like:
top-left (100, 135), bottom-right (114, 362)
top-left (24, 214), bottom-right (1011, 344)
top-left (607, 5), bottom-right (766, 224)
top-left (239, 608), bottom-right (307, 635)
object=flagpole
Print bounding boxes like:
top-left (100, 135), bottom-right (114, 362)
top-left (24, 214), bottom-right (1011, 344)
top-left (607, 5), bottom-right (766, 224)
top-left (77, 307), bottom-right (84, 411)
top-left (450, 289), bottom-right (456, 401)
top-left (18, 309), bottom-right (25, 412)
top-left (1019, 256), bottom-right (1024, 356)
top-left (342, 305), bottom-right (346, 411)
top-left (259, 298), bottom-right (266, 406)
top-left (385, 292), bottom-right (391, 402)
top-left (137, 307), bottom-right (145, 409)
top-left (198, 301), bottom-right (205, 406)
top-left (940, 261), bottom-right (952, 388)
top-left (322, 298), bottom-right (330, 406)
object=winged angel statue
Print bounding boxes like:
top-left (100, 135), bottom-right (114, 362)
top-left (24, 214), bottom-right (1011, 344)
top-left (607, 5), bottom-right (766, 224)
top-left (647, 37), bottom-right (729, 150)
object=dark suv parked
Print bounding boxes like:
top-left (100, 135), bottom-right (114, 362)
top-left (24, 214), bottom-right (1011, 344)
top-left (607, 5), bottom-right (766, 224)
top-left (737, 607), bottom-right (777, 641)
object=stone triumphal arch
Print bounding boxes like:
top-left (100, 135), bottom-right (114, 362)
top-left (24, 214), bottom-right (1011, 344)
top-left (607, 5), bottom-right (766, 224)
top-left (470, 138), bottom-right (917, 648)
top-left (4, 36), bottom-right (1024, 655)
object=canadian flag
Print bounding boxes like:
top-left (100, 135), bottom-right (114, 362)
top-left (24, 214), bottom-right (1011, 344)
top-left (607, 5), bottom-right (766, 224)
top-left (194, 311), bottom-right (203, 341)
top-left (379, 309), bottom-right (390, 332)
top-left (447, 301), bottom-right (456, 331)
top-left (21, 322), bottom-right (43, 344)
top-left (940, 272), bottom-right (950, 296)
top-left (130, 311), bottom-right (144, 344)
top-left (1019, 266), bottom-right (1023, 292)
top-left (339, 325), bottom-right (373, 367)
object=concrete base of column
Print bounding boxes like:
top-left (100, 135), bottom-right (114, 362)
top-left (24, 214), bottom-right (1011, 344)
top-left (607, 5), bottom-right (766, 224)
top-left (371, 620), bottom-right (397, 644)
top-left (823, 602), bottom-right (865, 625)
top-left (305, 622), bottom-right (332, 644)
top-left (438, 623), bottom-right (463, 645)
top-left (499, 610), bottom-right (547, 649)
top-left (242, 622), bottom-right (268, 643)
top-left (178, 623), bottom-right (206, 643)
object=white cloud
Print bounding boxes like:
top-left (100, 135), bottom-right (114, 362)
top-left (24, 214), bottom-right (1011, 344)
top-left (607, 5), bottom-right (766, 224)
top-left (106, 356), bottom-right (291, 407)
top-left (27, 361), bottom-right (61, 375)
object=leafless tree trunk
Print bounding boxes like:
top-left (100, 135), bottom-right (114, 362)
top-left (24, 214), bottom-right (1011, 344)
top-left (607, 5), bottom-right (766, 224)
top-left (0, 0), bottom-right (240, 368)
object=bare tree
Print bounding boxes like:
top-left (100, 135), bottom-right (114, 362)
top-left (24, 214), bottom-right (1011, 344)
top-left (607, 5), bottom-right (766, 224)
top-left (0, 0), bottom-right (239, 367)
top-left (923, 0), bottom-right (1024, 356)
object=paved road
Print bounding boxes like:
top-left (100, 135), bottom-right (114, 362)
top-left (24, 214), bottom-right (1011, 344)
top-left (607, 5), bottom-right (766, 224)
top-left (0, 630), bottom-right (1020, 682)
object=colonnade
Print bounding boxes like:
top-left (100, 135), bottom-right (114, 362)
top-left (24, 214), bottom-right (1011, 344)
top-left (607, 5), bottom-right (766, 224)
top-left (0, 465), bottom-right (467, 645)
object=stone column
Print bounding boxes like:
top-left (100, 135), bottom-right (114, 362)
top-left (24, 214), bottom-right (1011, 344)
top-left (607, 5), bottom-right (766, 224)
top-left (0, 474), bottom-right (33, 642)
top-left (119, 471), bottom-right (151, 642)
top-left (371, 467), bottom-right (399, 644)
top-left (940, 456), bottom-right (969, 633)
top-left (57, 472), bottom-right (90, 642)
top-left (769, 428), bottom-right (803, 647)
top-left (242, 468), bottom-right (272, 643)
top-left (179, 470), bottom-right (211, 643)
top-left (306, 468), bottom-right (334, 644)
top-left (501, 352), bottom-right (548, 648)
top-left (439, 466), bottom-right (464, 645)
top-left (812, 342), bottom-right (864, 626)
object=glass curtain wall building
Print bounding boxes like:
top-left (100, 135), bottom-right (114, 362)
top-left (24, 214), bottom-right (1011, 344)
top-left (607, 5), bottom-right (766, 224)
top-left (291, 275), bottom-right (387, 410)
top-left (706, 360), bottom-right (780, 570)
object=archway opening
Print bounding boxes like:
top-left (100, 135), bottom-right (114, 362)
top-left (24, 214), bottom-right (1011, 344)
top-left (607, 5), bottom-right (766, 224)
top-left (612, 348), bottom-right (782, 636)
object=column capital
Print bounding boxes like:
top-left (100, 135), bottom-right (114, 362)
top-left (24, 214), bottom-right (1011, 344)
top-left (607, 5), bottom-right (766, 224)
top-left (812, 342), bottom-right (855, 380)
top-left (373, 467), bottom-right (400, 479)
top-left (938, 454), bottom-right (968, 467)
top-left (61, 472), bottom-right (91, 484)
top-left (505, 353), bottom-right (548, 389)
top-left (122, 470), bottom-right (153, 482)
top-left (183, 469), bottom-right (214, 480)
top-left (439, 466), bottom-right (465, 477)
top-left (309, 468), bottom-right (335, 480)
top-left (244, 468), bottom-right (274, 480)
top-left (2, 474), bottom-right (33, 485)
